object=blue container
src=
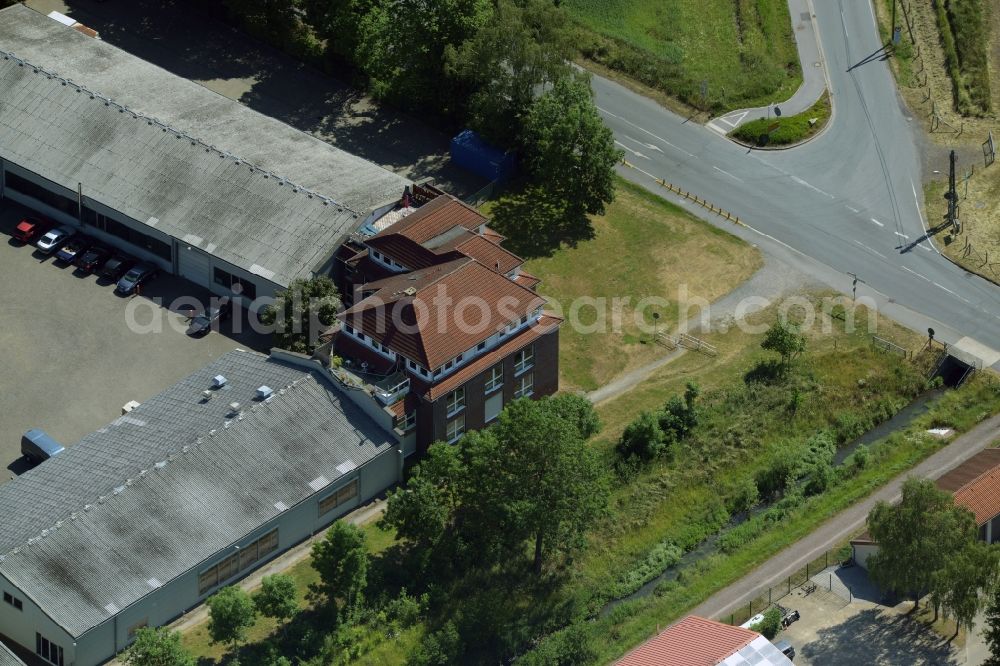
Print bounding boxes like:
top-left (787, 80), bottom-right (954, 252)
top-left (450, 130), bottom-right (516, 182)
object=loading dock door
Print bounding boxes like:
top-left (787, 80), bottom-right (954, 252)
top-left (178, 245), bottom-right (211, 286)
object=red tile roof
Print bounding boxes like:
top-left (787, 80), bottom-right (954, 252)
top-left (616, 616), bottom-right (759, 666)
top-left (372, 195), bottom-right (486, 245)
top-left (340, 258), bottom-right (546, 370)
top-left (514, 271), bottom-right (541, 290)
top-left (454, 234), bottom-right (522, 274)
top-left (424, 314), bottom-right (562, 401)
top-left (945, 450), bottom-right (1000, 525)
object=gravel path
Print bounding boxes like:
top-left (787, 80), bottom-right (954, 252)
top-left (688, 413), bottom-right (1000, 621)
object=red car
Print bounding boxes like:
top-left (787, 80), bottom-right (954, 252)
top-left (12, 216), bottom-right (52, 243)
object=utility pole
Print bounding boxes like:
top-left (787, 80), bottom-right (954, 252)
top-left (848, 272), bottom-right (866, 302)
top-left (946, 150), bottom-right (960, 233)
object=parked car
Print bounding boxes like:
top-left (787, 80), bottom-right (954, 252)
top-left (186, 301), bottom-right (232, 336)
top-left (55, 235), bottom-right (93, 263)
top-left (21, 429), bottom-right (64, 464)
top-left (773, 639), bottom-right (795, 660)
top-left (74, 244), bottom-right (112, 273)
top-left (12, 216), bottom-right (52, 243)
top-left (35, 226), bottom-right (75, 254)
top-left (115, 263), bottom-right (158, 295)
top-left (99, 254), bottom-right (136, 282)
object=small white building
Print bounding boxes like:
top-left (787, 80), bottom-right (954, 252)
top-left (0, 5), bottom-right (411, 307)
top-left (0, 349), bottom-right (402, 666)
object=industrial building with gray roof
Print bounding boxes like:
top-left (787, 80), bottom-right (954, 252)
top-left (0, 349), bottom-right (402, 666)
top-left (0, 4), bottom-right (411, 298)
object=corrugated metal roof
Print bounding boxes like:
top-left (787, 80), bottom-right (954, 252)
top-left (0, 5), bottom-right (412, 286)
top-left (0, 641), bottom-right (25, 666)
top-left (0, 350), bottom-right (395, 638)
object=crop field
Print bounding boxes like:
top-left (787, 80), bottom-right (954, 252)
top-left (568, 0), bottom-right (802, 112)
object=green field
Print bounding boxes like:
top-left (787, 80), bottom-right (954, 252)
top-left (568, 0), bottom-right (802, 111)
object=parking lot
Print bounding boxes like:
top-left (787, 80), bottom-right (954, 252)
top-left (775, 566), bottom-right (965, 665)
top-left (0, 201), bottom-right (269, 483)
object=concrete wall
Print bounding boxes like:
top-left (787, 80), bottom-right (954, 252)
top-left (0, 572), bottom-right (75, 666)
top-left (852, 542), bottom-right (878, 570)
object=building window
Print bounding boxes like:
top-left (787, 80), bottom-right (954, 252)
top-left (127, 619), bottom-right (149, 640)
top-left (446, 388), bottom-right (465, 417)
top-left (213, 267), bottom-right (257, 299)
top-left (5, 171), bottom-right (78, 219)
top-left (446, 414), bottom-right (466, 443)
top-left (485, 363), bottom-right (503, 393)
top-left (198, 528), bottom-right (279, 595)
top-left (514, 346), bottom-right (534, 375)
top-left (485, 391), bottom-right (503, 423)
top-left (35, 633), bottom-right (64, 666)
top-left (399, 410), bottom-right (417, 432)
top-left (477, 341), bottom-right (487, 351)
top-left (3, 591), bottom-right (22, 611)
top-left (514, 373), bottom-right (533, 399)
top-left (319, 479), bottom-right (360, 516)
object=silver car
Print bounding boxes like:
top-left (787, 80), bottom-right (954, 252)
top-left (35, 225), bottom-right (75, 254)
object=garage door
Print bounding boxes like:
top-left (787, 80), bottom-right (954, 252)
top-left (178, 246), bottom-right (211, 286)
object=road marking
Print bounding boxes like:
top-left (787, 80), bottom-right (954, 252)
top-left (894, 231), bottom-right (909, 239)
top-left (706, 121), bottom-right (728, 136)
top-left (615, 140), bottom-right (648, 160)
top-left (841, 9), bottom-right (849, 38)
top-left (934, 282), bottom-right (956, 295)
top-left (957, 295), bottom-right (972, 304)
top-left (869, 218), bottom-right (884, 227)
top-left (791, 176), bottom-right (835, 198)
top-left (718, 110), bottom-right (749, 127)
top-left (918, 243), bottom-right (932, 252)
top-left (597, 106), bottom-right (697, 157)
top-left (623, 135), bottom-right (664, 153)
top-left (854, 240), bottom-right (887, 259)
top-left (900, 266), bottom-right (931, 282)
top-left (713, 166), bottom-right (745, 183)
top-left (912, 179), bottom-right (941, 255)
top-left (846, 206), bottom-right (860, 213)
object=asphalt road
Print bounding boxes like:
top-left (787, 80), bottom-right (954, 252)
top-left (592, 0), bottom-right (1000, 367)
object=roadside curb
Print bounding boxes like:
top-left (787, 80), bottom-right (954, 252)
top-left (724, 94), bottom-right (834, 151)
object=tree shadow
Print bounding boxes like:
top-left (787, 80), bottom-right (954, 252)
top-left (743, 359), bottom-right (788, 385)
top-left (490, 188), bottom-right (596, 259)
top-left (801, 607), bottom-right (959, 665)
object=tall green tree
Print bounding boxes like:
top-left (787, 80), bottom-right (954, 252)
top-left (302, 0), bottom-right (379, 63)
top-left (311, 521), bottom-right (369, 616)
top-left (260, 276), bottom-right (341, 354)
top-left (931, 541), bottom-right (999, 632)
top-left (867, 478), bottom-right (979, 607)
top-left (982, 585), bottom-right (1000, 665)
top-left (545, 393), bottom-right (602, 440)
top-left (122, 626), bottom-right (195, 666)
top-left (617, 410), bottom-right (668, 462)
top-left (520, 74), bottom-right (621, 219)
top-left (445, 0), bottom-right (573, 146)
top-left (206, 586), bottom-right (257, 652)
top-left (463, 397), bottom-right (609, 573)
top-left (254, 573), bottom-right (298, 625)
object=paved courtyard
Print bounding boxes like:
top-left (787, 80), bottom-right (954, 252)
top-left (776, 566), bottom-right (968, 665)
top-left (0, 201), bottom-right (269, 483)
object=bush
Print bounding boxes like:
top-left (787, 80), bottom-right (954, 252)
top-left (407, 622), bottom-right (463, 666)
top-left (516, 622), bottom-right (598, 666)
top-left (617, 411), bottom-right (669, 461)
top-left (718, 515), bottom-right (768, 554)
top-left (609, 541), bottom-right (683, 598)
top-left (750, 607), bottom-right (783, 639)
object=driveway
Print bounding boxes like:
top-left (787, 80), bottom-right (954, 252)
top-left (0, 201), bottom-right (269, 483)
top-left (24, 0), bottom-right (485, 198)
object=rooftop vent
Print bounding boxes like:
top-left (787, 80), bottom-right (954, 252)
top-left (229, 402), bottom-right (241, 413)
top-left (213, 375), bottom-right (228, 388)
top-left (403, 287), bottom-right (417, 296)
top-left (256, 385), bottom-right (274, 400)
top-left (202, 390), bottom-right (213, 401)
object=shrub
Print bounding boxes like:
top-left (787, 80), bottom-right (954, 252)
top-left (750, 607), bottom-right (783, 639)
top-left (718, 515), bottom-right (768, 554)
top-left (516, 622), bottom-right (598, 666)
top-left (407, 622), bottom-right (463, 666)
top-left (617, 411), bottom-right (669, 461)
top-left (610, 541), bottom-right (683, 598)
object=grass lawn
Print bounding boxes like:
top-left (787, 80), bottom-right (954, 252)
top-left (568, 0), bottom-right (802, 112)
top-left (731, 93), bottom-right (831, 146)
top-left (523, 177), bottom-right (762, 393)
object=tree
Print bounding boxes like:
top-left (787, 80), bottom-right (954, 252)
top-left (445, 0), bottom-right (573, 146)
top-left (545, 393), bottom-right (602, 440)
top-left (617, 411), bottom-right (668, 462)
top-left (867, 478), bottom-right (979, 607)
top-left (760, 322), bottom-right (805, 368)
top-left (259, 276), bottom-right (341, 354)
top-left (206, 586), bottom-right (257, 652)
top-left (302, 0), bottom-right (379, 63)
top-left (982, 585), bottom-right (1000, 665)
top-left (254, 573), bottom-right (298, 626)
top-left (462, 397), bottom-right (609, 573)
top-left (380, 444), bottom-right (464, 552)
top-left (311, 521), bottom-right (369, 616)
top-left (931, 541), bottom-right (998, 633)
top-left (518, 74), bottom-right (621, 245)
top-left (659, 382), bottom-right (699, 440)
top-left (750, 607), bottom-right (782, 640)
top-left (122, 626), bottom-right (195, 666)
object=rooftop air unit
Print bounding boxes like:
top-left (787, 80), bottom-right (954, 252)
top-left (202, 390), bottom-right (213, 401)
top-left (228, 402), bottom-right (241, 413)
top-left (212, 375), bottom-right (228, 388)
top-left (256, 386), bottom-right (274, 400)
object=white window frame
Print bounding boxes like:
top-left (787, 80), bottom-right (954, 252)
top-left (402, 410), bottom-right (416, 432)
top-left (514, 346), bottom-right (534, 376)
top-left (446, 388), bottom-right (465, 417)
top-left (446, 414), bottom-right (466, 443)
top-left (514, 372), bottom-right (533, 399)
top-left (484, 363), bottom-right (503, 394)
